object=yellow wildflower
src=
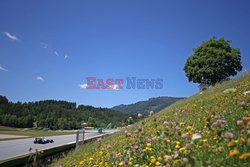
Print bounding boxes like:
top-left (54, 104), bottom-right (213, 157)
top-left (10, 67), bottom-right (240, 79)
top-left (150, 156), bottom-right (156, 163)
top-left (187, 125), bottom-right (193, 130)
top-left (146, 143), bottom-right (152, 147)
top-left (227, 141), bottom-right (234, 147)
top-left (79, 161), bottom-right (84, 165)
top-left (156, 161), bottom-right (161, 166)
top-left (229, 149), bottom-right (239, 156)
top-left (179, 147), bottom-right (185, 151)
top-left (89, 157), bottom-right (93, 161)
top-left (239, 152), bottom-right (250, 159)
top-left (202, 139), bottom-right (207, 142)
top-left (118, 161), bottom-right (123, 166)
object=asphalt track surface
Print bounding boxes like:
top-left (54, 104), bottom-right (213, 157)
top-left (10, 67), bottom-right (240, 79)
top-left (0, 132), bottom-right (109, 160)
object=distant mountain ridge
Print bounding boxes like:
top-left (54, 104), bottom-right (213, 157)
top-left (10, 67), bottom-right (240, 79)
top-left (112, 96), bottom-right (185, 115)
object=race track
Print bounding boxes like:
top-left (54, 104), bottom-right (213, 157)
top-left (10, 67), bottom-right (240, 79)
top-left (0, 130), bottom-right (116, 160)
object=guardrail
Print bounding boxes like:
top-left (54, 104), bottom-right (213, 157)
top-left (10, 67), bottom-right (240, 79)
top-left (0, 132), bottom-right (108, 167)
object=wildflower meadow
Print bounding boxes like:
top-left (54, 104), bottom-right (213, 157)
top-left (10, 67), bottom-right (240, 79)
top-left (55, 73), bottom-right (250, 167)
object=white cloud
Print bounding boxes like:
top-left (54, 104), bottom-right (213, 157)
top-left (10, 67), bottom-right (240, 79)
top-left (36, 76), bottom-right (44, 81)
top-left (40, 42), bottom-right (48, 49)
top-left (64, 55), bottom-right (69, 59)
top-left (0, 64), bottom-right (8, 71)
top-left (54, 51), bottom-right (59, 56)
top-left (2, 32), bottom-right (19, 41)
top-left (79, 83), bottom-right (88, 89)
top-left (79, 83), bottom-right (122, 90)
top-left (108, 84), bottom-right (121, 90)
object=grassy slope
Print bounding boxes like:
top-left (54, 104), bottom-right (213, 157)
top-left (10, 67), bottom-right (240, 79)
top-left (0, 126), bottom-right (75, 141)
top-left (55, 73), bottom-right (250, 167)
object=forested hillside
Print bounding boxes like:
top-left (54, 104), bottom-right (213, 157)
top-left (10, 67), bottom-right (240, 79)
top-left (112, 96), bottom-right (184, 115)
top-left (0, 96), bottom-right (128, 130)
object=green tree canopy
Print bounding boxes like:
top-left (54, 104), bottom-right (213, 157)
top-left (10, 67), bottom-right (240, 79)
top-left (0, 96), bottom-right (8, 104)
top-left (0, 96), bottom-right (128, 129)
top-left (184, 37), bottom-right (242, 87)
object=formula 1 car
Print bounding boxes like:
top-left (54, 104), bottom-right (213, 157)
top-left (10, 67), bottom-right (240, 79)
top-left (33, 137), bottom-right (54, 144)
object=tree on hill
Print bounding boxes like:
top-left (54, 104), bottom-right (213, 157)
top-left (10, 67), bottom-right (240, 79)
top-left (184, 37), bottom-right (242, 89)
top-left (0, 96), bottom-right (8, 104)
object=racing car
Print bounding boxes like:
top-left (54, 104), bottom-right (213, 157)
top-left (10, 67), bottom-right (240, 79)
top-left (33, 137), bottom-right (54, 144)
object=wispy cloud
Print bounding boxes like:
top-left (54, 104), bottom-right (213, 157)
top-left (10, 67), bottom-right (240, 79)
top-left (64, 54), bottom-right (69, 59)
top-left (108, 84), bottom-right (121, 90)
top-left (79, 83), bottom-right (121, 90)
top-left (0, 64), bottom-right (8, 71)
top-left (79, 83), bottom-right (88, 89)
top-left (36, 76), bottom-right (44, 81)
top-left (54, 51), bottom-right (59, 56)
top-left (2, 32), bottom-right (19, 41)
top-left (40, 42), bottom-right (48, 49)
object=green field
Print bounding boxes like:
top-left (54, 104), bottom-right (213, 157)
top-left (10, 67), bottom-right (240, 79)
top-left (0, 126), bottom-right (75, 141)
top-left (54, 73), bottom-right (250, 167)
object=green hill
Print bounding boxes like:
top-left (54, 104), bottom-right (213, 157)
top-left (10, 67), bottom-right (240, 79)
top-left (112, 96), bottom-right (184, 115)
top-left (0, 98), bottom-right (128, 130)
top-left (55, 73), bottom-right (250, 167)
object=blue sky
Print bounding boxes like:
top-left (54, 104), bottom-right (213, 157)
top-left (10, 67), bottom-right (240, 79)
top-left (0, 0), bottom-right (249, 107)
